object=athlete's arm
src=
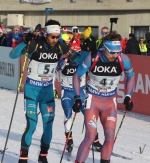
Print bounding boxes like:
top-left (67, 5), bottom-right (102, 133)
top-left (121, 53), bottom-right (135, 98)
top-left (9, 40), bottom-right (36, 59)
top-left (55, 59), bottom-right (66, 73)
top-left (73, 53), bottom-right (91, 96)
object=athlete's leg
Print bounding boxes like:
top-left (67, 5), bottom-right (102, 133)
top-left (39, 87), bottom-right (55, 147)
top-left (76, 94), bottom-right (99, 162)
top-left (19, 84), bottom-right (39, 162)
top-left (38, 86), bottom-right (55, 162)
top-left (61, 89), bottom-right (74, 133)
top-left (100, 97), bottom-right (117, 161)
top-left (80, 90), bottom-right (102, 152)
top-left (61, 89), bottom-right (74, 152)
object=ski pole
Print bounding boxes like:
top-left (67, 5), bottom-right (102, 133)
top-left (114, 110), bottom-right (127, 144)
top-left (1, 50), bottom-right (28, 163)
top-left (80, 120), bottom-right (85, 135)
top-left (60, 112), bottom-right (77, 163)
top-left (92, 145), bottom-right (95, 163)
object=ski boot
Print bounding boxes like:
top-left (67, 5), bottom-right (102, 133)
top-left (74, 161), bottom-right (84, 163)
top-left (38, 145), bottom-right (49, 163)
top-left (65, 132), bottom-right (74, 152)
top-left (93, 133), bottom-right (103, 152)
top-left (101, 159), bottom-right (110, 163)
top-left (18, 149), bottom-right (28, 163)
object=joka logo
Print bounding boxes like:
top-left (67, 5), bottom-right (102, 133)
top-left (39, 53), bottom-right (58, 60)
top-left (47, 106), bottom-right (54, 112)
top-left (93, 66), bottom-right (117, 73)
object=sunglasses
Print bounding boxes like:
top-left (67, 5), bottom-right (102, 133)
top-left (101, 32), bottom-right (108, 35)
top-left (50, 35), bottom-right (60, 39)
top-left (108, 51), bottom-right (121, 55)
top-left (35, 30), bottom-right (40, 32)
top-left (73, 29), bottom-right (79, 33)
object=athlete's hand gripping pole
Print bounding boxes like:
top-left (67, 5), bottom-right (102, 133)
top-left (72, 95), bottom-right (82, 113)
top-left (1, 44), bottom-right (29, 163)
top-left (124, 96), bottom-right (133, 111)
top-left (60, 113), bottom-right (77, 163)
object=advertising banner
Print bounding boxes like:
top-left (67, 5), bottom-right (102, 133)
top-left (117, 55), bottom-right (150, 116)
top-left (0, 47), bottom-right (20, 90)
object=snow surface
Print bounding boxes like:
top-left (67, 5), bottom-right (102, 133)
top-left (0, 88), bottom-right (150, 163)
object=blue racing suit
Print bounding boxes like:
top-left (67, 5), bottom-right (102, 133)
top-left (9, 37), bottom-right (67, 151)
top-left (57, 58), bottom-right (87, 132)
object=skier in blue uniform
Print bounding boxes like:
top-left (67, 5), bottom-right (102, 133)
top-left (9, 19), bottom-right (69, 163)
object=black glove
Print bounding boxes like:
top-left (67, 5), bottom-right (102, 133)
top-left (24, 32), bottom-right (34, 44)
top-left (72, 95), bottom-right (82, 113)
top-left (124, 96), bottom-right (133, 111)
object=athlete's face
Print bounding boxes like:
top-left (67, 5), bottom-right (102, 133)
top-left (46, 33), bottom-right (60, 46)
top-left (104, 49), bottom-right (120, 62)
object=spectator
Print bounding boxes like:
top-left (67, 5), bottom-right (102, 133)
top-left (0, 28), bottom-right (7, 46)
top-left (139, 37), bottom-right (147, 56)
top-left (124, 37), bottom-right (128, 44)
top-left (71, 26), bottom-right (81, 46)
top-left (13, 25), bottom-right (20, 35)
top-left (34, 24), bottom-right (43, 40)
top-left (6, 25), bottom-right (20, 47)
top-left (96, 26), bottom-right (109, 50)
top-left (82, 26), bottom-right (96, 53)
top-left (125, 33), bottom-right (141, 55)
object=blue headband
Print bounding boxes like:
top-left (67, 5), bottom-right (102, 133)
top-left (103, 40), bottom-right (122, 51)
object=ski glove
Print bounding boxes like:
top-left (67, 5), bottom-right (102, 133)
top-left (72, 95), bottom-right (82, 113)
top-left (124, 96), bottom-right (133, 111)
top-left (24, 32), bottom-right (34, 44)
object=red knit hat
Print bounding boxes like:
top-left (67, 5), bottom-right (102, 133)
top-left (63, 27), bottom-right (67, 32)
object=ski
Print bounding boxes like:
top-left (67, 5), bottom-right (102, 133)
top-left (67, 152), bottom-right (71, 161)
top-left (112, 152), bottom-right (133, 160)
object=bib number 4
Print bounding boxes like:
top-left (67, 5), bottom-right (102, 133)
top-left (100, 78), bottom-right (114, 86)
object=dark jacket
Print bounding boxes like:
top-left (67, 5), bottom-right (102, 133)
top-left (125, 38), bottom-right (141, 55)
top-left (82, 35), bottom-right (96, 52)
top-left (0, 34), bottom-right (7, 46)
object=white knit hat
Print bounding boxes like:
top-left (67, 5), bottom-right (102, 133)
top-left (72, 26), bottom-right (79, 32)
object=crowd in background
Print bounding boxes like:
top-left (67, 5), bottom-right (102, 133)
top-left (0, 24), bottom-right (44, 48)
top-left (0, 24), bottom-right (149, 56)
